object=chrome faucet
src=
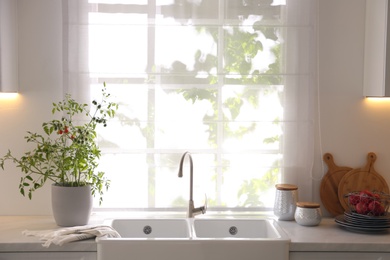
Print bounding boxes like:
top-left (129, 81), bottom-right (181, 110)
top-left (178, 151), bottom-right (207, 218)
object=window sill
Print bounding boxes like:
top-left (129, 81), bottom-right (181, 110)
top-left (91, 209), bottom-right (275, 219)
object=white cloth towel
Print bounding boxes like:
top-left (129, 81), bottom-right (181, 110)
top-left (22, 225), bottom-right (121, 248)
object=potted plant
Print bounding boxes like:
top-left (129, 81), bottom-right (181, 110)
top-left (0, 83), bottom-right (118, 226)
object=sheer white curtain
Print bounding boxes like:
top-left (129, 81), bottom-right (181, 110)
top-left (62, 0), bottom-right (319, 209)
top-left (282, 0), bottom-right (319, 201)
top-left (62, 0), bottom-right (89, 103)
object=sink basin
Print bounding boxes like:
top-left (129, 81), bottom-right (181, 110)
top-left (193, 218), bottom-right (281, 238)
top-left (108, 218), bottom-right (190, 238)
top-left (97, 218), bottom-right (290, 260)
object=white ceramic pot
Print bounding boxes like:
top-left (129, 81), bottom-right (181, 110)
top-left (51, 184), bottom-right (93, 227)
top-left (274, 184), bottom-right (298, 221)
top-left (294, 202), bottom-right (322, 226)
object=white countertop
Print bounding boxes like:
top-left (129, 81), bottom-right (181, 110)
top-left (0, 216), bottom-right (98, 252)
top-left (277, 218), bottom-right (390, 252)
top-left (0, 215), bottom-right (389, 253)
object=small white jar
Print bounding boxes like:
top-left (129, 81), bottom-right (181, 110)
top-left (294, 202), bottom-right (322, 226)
top-left (274, 184), bottom-right (298, 221)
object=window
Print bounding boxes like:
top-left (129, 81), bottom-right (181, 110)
top-left (63, 0), bottom-right (318, 211)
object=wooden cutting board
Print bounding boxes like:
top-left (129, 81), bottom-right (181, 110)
top-left (338, 152), bottom-right (389, 212)
top-left (320, 153), bottom-right (352, 216)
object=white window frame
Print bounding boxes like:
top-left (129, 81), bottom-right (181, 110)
top-left (62, 0), bottom-right (319, 212)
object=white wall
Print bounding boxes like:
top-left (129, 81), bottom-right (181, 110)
top-left (1, 0), bottom-right (389, 216)
top-left (0, 0), bottom-right (62, 215)
top-left (314, 0), bottom-right (390, 214)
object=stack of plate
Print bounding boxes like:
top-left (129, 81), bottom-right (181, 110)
top-left (335, 212), bottom-right (390, 233)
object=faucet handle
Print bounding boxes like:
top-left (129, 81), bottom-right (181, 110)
top-left (192, 194), bottom-right (208, 217)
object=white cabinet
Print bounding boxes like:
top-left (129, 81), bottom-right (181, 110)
top-left (0, 252), bottom-right (96, 260)
top-left (364, 0), bottom-right (390, 97)
top-left (290, 252), bottom-right (390, 260)
top-left (0, 0), bottom-right (18, 92)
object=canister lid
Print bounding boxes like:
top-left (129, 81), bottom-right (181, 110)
top-left (275, 184), bottom-right (298, 191)
top-left (296, 202), bottom-right (320, 208)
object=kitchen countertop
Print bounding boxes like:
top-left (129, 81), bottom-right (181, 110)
top-left (0, 216), bottom-right (99, 252)
top-left (277, 218), bottom-right (390, 252)
top-left (0, 215), bottom-right (389, 253)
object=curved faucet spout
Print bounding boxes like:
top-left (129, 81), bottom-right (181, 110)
top-left (178, 151), bottom-right (194, 202)
top-left (178, 151), bottom-right (206, 218)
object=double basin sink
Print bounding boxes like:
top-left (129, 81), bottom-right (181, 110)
top-left (97, 218), bottom-right (290, 260)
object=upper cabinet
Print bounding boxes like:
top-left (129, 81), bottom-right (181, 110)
top-left (0, 0), bottom-right (18, 93)
top-left (364, 0), bottom-right (390, 97)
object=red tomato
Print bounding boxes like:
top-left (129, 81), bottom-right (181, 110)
top-left (360, 190), bottom-right (374, 197)
top-left (348, 194), bottom-right (360, 205)
top-left (359, 191), bottom-right (374, 204)
top-left (368, 200), bottom-right (380, 211)
top-left (368, 201), bottom-right (385, 216)
top-left (355, 202), bottom-right (369, 215)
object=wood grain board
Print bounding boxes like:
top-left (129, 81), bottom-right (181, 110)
top-left (320, 153), bottom-right (352, 216)
top-left (338, 152), bottom-right (389, 212)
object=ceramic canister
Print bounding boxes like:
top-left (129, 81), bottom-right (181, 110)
top-left (273, 184), bottom-right (298, 221)
top-left (294, 201), bottom-right (322, 226)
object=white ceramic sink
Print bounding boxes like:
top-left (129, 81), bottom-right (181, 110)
top-left (97, 218), bottom-right (290, 260)
top-left (108, 218), bottom-right (190, 238)
top-left (192, 218), bottom-right (281, 238)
